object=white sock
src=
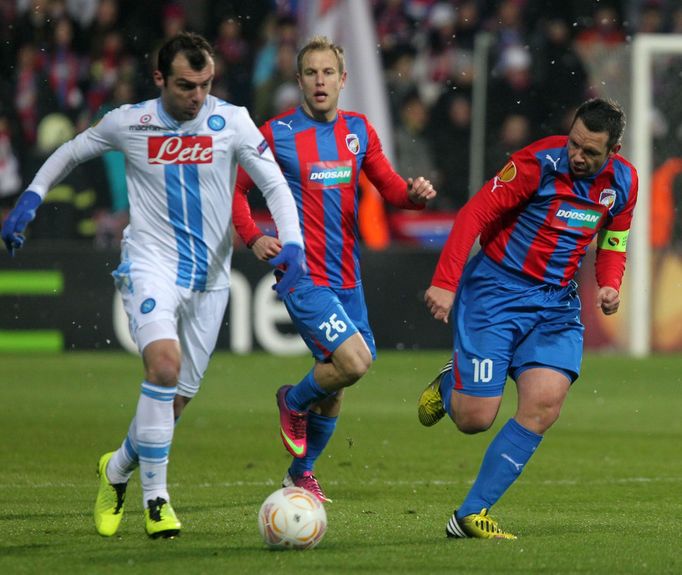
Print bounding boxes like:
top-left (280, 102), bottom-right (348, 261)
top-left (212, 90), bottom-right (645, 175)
top-left (135, 381), bottom-right (176, 507)
top-left (106, 417), bottom-right (140, 484)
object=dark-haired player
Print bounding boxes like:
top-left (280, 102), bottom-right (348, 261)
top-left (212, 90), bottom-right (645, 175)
top-left (419, 98), bottom-right (638, 539)
top-left (2, 32), bottom-right (305, 538)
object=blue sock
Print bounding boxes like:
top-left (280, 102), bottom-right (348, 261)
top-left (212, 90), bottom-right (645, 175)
top-left (285, 370), bottom-right (329, 412)
top-left (439, 370), bottom-right (454, 415)
top-left (457, 418), bottom-right (543, 518)
top-left (289, 411), bottom-right (337, 477)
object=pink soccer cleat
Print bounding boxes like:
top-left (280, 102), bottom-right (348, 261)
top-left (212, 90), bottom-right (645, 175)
top-left (276, 385), bottom-right (308, 458)
top-left (283, 471), bottom-right (332, 503)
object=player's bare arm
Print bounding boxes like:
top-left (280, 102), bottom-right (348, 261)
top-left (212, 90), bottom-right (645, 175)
top-left (252, 235), bottom-right (282, 261)
top-left (424, 285), bottom-right (456, 324)
top-left (407, 177), bottom-right (437, 204)
top-left (596, 286), bottom-right (620, 315)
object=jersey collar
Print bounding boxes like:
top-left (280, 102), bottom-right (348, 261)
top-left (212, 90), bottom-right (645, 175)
top-left (156, 97), bottom-right (210, 132)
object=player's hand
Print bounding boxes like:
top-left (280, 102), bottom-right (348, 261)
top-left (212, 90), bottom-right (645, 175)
top-left (424, 285), bottom-right (456, 323)
top-left (269, 243), bottom-right (306, 298)
top-left (596, 286), bottom-right (620, 315)
top-left (407, 176), bottom-right (437, 205)
top-left (1, 190), bottom-right (42, 256)
top-left (252, 235), bottom-right (282, 261)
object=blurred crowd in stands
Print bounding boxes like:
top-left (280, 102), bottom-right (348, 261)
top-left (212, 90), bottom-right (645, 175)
top-left (1, 0), bottom-right (681, 248)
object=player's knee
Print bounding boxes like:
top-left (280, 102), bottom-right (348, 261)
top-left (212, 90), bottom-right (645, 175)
top-left (146, 353), bottom-right (181, 387)
top-left (143, 340), bottom-right (181, 387)
top-left (543, 404), bottom-right (563, 428)
top-left (519, 404), bottom-right (562, 434)
top-left (453, 412), bottom-right (494, 434)
top-left (338, 350), bottom-right (372, 385)
top-left (450, 393), bottom-right (501, 434)
top-left (351, 351), bottom-right (372, 380)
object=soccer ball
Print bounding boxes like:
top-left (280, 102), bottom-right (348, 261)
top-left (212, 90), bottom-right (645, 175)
top-left (257, 486), bottom-right (327, 550)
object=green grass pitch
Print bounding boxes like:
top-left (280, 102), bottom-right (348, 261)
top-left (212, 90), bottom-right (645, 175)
top-left (1, 351), bottom-right (680, 574)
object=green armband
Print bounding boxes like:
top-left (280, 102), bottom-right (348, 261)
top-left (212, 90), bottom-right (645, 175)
top-left (597, 229), bottom-right (628, 252)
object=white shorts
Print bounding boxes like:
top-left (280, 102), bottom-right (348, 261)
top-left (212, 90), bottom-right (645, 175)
top-left (114, 263), bottom-right (229, 398)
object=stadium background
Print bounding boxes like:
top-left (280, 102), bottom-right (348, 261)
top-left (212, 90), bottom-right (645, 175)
top-left (1, 0), bottom-right (681, 353)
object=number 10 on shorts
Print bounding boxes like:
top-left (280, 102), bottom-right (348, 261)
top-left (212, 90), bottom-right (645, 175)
top-left (472, 358), bottom-right (493, 383)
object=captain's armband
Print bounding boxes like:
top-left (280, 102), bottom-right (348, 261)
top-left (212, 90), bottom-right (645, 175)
top-left (597, 229), bottom-right (629, 252)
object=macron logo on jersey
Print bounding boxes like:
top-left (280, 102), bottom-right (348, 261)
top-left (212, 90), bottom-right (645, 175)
top-left (308, 161), bottom-right (353, 188)
top-left (148, 136), bottom-right (213, 164)
top-left (554, 204), bottom-right (601, 230)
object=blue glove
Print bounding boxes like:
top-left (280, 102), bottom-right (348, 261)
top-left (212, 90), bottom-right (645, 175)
top-left (269, 243), bottom-right (306, 298)
top-left (2, 190), bottom-right (42, 256)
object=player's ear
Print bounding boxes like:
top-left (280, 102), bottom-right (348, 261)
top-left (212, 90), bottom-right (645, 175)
top-left (153, 70), bottom-right (165, 88)
top-left (339, 70), bottom-right (347, 89)
top-left (609, 143), bottom-right (621, 157)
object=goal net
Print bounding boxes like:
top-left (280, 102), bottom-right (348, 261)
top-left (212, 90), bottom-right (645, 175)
top-left (629, 34), bottom-right (682, 356)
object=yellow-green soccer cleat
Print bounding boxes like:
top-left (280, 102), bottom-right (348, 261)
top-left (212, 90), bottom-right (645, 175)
top-left (418, 359), bottom-right (453, 426)
top-left (145, 497), bottom-right (181, 539)
top-left (446, 508), bottom-right (517, 540)
top-left (94, 452), bottom-right (127, 537)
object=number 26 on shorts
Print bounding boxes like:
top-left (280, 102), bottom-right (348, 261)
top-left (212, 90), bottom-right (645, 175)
top-left (318, 313), bottom-right (348, 343)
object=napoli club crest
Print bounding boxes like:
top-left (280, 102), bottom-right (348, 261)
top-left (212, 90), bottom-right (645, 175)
top-left (599, 188), bottom-right (616, 209)
top-left (345, 133), bottom-right (360, 155)
top-left (140, 298), bottom-right (156, 314)
top-left (208, 115), bottom-right (226, 131)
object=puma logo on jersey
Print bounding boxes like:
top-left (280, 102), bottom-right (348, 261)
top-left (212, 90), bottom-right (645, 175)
top-left (148, 136), bottom-right (213, 164)
top-left (277, 120), bottom-right (293, 130)
top-left (491, 176), bottom-right (503, 192)
top-left (545, 154), bottom-right (561, 170)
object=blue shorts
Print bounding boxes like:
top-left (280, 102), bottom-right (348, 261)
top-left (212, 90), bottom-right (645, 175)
top-left (282, 283), bottom-right (377, 361)
top-left (449, 253), bottom-right (584, 397)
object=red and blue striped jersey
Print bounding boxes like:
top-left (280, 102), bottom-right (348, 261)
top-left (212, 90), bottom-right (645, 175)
top-left (234, 106), bottom-right (420, 288)
top-left (432, 136), bottom-right (638, 291)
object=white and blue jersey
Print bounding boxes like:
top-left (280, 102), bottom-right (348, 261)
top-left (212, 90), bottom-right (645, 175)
top-left (27, 95), bottom-right (302, 291)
